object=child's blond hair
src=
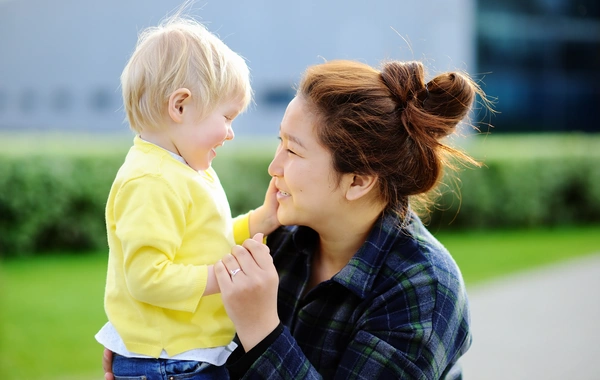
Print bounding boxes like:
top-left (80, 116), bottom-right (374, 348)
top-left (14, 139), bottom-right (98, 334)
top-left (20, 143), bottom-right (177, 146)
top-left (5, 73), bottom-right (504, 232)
top-left (121, 14), bottom-right (252, 132)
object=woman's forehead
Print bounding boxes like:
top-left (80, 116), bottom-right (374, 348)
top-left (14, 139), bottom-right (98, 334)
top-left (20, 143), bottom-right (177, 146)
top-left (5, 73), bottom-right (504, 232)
top-left (281, 98), bottom-right (315, 137)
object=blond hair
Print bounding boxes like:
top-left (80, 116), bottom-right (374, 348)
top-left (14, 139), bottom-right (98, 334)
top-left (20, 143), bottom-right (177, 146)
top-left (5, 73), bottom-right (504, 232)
top-left (121, 15), bottom-right (252, 132)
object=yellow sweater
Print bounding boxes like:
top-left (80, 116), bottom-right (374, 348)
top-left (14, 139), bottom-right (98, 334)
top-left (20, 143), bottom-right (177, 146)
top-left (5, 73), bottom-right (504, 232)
top-left (104, 136), bottom-right (249, 357)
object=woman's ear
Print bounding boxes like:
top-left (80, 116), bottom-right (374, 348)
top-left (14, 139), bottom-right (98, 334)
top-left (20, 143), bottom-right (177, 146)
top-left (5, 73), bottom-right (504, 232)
top-left (345, 173), bottom-right (378, 201)
top-left (167, 88), bottom-right (192, 123)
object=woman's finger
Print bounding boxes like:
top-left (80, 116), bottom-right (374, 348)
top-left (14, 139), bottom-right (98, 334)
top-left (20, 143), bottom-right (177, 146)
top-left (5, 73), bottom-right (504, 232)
top-left (221, 252), bottom-right (244, 276)
top-left (252, 233), bottom-right (263, 242)
top-left (215, 259), bottom-right (233, 291)
top-left (230, 243), bottom-right (262, 273)
top-left (241, 237), bottom-right (272, 269)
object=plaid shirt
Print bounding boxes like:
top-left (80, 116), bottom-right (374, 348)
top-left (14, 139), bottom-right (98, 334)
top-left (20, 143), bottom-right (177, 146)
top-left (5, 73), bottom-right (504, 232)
top-left (229, 212), bottom-right (471, 379)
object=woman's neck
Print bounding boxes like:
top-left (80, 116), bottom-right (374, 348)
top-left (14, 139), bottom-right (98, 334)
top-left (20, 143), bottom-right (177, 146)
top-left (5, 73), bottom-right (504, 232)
top-left (308, 206), bottom-right (383, 288)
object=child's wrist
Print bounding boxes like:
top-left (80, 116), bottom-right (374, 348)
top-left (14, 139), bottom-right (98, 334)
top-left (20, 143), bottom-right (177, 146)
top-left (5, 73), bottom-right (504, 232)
top-left (249, 206), bottom-right (280, 236)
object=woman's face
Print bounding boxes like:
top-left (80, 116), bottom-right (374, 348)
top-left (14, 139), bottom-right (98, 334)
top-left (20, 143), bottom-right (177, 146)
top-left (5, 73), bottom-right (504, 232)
top-left (268, 97), bottom-right (349, 229)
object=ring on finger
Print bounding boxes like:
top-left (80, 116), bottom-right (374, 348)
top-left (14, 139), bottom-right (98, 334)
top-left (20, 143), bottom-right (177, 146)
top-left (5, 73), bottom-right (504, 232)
top-left (230, 268), bottom-right (242, 277)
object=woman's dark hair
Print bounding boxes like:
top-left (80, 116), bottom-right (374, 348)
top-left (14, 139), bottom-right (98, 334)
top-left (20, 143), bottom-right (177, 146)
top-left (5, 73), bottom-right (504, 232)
top-left (298, 59), bottom-right (488, 222)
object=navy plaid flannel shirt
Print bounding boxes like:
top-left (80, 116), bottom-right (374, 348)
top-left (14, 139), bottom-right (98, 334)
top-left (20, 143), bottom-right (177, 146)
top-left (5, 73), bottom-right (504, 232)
top-left (228, 211), bottom-right (471, 379)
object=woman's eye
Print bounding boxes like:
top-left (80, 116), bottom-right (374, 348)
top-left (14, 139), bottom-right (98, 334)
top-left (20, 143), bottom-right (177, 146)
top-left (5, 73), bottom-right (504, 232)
top-left (277, 137), bottom-right (298, 156)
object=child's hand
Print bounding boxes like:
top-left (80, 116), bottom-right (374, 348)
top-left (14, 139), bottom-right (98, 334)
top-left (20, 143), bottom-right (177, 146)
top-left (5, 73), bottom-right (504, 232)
top-left (249, 177), bottom-right (281, 236)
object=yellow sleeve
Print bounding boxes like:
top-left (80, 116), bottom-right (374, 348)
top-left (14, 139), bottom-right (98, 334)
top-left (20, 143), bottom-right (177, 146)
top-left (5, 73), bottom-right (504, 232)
top-left (233, 211), bottom-right (269, 245)
top-left (233, 212), bottom-right (251, 245)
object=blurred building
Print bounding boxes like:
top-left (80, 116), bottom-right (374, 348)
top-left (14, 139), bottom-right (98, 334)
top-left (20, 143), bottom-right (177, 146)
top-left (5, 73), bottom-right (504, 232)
top-left (3, 1), bottom-right (597, 135)
top-left (477, 0), bottom-right (600, 132)
top-left (0, 0), bottom-right (475, 136)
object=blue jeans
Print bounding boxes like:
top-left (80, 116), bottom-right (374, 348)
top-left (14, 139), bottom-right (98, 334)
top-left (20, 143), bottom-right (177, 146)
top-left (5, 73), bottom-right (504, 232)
top-left (112, 354), bottom-right (229, 380)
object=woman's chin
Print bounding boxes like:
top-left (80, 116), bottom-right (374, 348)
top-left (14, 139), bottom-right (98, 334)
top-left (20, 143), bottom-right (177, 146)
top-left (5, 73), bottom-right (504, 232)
top-left (276, 209), bottom-right (295, 226)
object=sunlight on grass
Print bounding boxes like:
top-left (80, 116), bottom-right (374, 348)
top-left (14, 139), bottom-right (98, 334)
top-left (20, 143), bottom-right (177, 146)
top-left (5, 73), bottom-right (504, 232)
top-left (436, 225), bottom-right (600, 285)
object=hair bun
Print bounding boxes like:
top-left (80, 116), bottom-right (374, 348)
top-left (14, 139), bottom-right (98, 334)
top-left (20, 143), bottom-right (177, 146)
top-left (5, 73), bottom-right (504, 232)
top-left (425, 72), bottom-right (476, 125)
top-left (380, 61), bottom-right (426, 110)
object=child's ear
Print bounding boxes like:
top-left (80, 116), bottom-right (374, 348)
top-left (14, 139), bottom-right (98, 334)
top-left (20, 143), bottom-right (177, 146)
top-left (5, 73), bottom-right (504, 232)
top-left (345, 173), bottom-right (378, 201)
top-left (168, 88), bottom-right (192, 123)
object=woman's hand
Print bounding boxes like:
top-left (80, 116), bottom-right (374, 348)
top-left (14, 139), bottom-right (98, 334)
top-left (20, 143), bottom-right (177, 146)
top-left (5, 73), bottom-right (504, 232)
top-left (102, 348), bottom-right (114, 380)
top-left (216, 233), bottom-right (280, 352)
top-left (249, 177), bottom-right (281, 236)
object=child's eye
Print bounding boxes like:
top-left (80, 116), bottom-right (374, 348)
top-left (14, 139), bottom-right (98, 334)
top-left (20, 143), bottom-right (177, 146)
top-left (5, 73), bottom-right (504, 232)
top-left (224, 115), bottom-right (232, 121)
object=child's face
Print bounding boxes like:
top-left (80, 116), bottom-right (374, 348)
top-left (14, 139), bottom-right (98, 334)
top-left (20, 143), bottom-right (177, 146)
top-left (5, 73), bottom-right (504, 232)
top-left (172, 98), bottom-right (244, 171)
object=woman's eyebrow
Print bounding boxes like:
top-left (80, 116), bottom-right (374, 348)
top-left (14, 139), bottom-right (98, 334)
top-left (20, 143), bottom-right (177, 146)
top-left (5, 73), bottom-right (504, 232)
top-left (280, 129), bottom-right (306, 149)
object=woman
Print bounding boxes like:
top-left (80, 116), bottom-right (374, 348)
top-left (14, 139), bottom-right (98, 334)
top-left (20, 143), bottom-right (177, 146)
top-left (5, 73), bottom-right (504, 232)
top-left (105, 59), bottom-right (487, 379)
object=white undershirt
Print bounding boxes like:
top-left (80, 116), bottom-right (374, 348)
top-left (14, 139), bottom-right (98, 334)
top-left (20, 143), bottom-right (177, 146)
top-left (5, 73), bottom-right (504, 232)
top-left (95, 322), bottom-right (236, 365)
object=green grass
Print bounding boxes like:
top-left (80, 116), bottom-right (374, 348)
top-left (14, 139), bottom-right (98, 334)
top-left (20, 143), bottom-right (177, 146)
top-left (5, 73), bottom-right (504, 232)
top-left (436, 225), bottom-right (600, 285)
top-left (0, 253), bottom-right (108, 380)
top-left (1, 226), bottom-right (599, 379)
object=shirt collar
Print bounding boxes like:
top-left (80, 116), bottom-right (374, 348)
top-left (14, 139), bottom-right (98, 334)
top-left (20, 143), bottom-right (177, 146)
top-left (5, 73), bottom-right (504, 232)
top-left (290, 211), bottom-right (408, 299)
top-left (334, 211), bottom-right (406, 299)
top-left (136, 135), bottom-right (188, 165)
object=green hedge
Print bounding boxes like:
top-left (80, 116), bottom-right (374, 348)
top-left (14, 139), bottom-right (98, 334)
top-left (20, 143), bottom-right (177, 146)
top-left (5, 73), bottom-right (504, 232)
top-left (1, 133), bottom-right (599, 258)
top-left (0, 137), bottom-right (275, 258)
top-left (431, 156), bottom-right (600, 229)
top-left (0, 155), bottom-right (124, 256)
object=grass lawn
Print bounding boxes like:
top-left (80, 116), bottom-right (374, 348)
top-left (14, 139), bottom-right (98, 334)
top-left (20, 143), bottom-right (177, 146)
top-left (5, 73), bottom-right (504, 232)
top-left (1, 226), bottom-right (599, 379)
top-left (436, 225), bottom-right (600, 285)
top-left (0, 253), bottom-right (107, 380)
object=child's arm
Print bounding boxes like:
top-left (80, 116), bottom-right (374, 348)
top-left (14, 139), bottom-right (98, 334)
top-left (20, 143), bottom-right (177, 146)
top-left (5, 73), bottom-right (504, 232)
top-left (204, 265), bottom-right (219, 296)
top-left (209, 178), bottom-right (281, 296)
top-left (248, 178), bottom-right (281, 236)
top-left (114, 177), bottom-right (219, 311)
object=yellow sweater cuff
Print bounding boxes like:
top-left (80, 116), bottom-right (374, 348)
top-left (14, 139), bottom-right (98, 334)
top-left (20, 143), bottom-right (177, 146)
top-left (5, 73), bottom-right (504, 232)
top-left (233, 212), bottom-right (251, 245)
top-left (233, 211), bottom-right (269, 244)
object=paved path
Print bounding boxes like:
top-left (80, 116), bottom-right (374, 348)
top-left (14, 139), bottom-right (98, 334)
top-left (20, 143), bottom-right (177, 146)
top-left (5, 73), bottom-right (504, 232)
top-left (459, 253), bottom-right (600, 379)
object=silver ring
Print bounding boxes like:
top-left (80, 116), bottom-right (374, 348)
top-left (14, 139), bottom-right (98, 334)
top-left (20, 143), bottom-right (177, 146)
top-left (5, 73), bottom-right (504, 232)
top-left (230, 268), bottom-right (242, 277)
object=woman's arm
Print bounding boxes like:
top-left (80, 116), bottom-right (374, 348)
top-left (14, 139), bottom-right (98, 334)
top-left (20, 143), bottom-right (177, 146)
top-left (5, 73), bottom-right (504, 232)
top-left (218, 257), bottom-right (470, 379)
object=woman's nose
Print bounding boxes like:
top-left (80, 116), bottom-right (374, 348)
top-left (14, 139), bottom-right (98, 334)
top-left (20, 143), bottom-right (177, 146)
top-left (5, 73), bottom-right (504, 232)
top-left (268, 145), bottom-right (283, 177)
